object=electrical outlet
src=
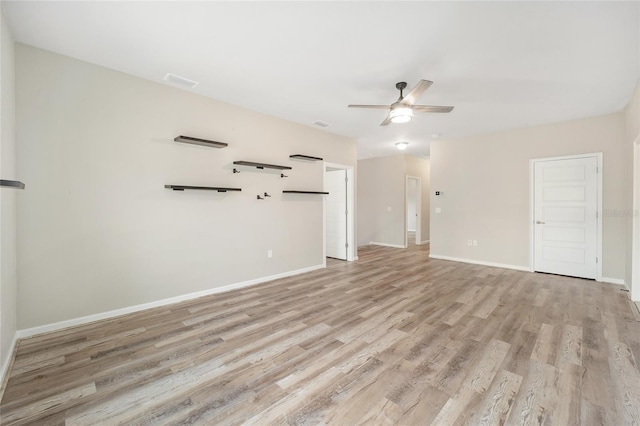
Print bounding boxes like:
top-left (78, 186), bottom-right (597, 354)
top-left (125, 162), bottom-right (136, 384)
top-left (268, 250), bottom-right (273, 258)
top-left (473, 240), bottom-right (478, 246)
top-left (468, 240), bottom-right (473, 246)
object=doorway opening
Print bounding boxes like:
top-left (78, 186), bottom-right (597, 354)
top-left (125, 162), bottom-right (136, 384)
top-left (324, 162), bottom-right (355, 262)
top-left (405, 176), bottom-right (421, 247)
top-left (529, 153), bottom-right (602, 280)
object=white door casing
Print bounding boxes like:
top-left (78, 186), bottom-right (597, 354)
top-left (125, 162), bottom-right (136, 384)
top-left (531, 154), bottom-right (600, 280)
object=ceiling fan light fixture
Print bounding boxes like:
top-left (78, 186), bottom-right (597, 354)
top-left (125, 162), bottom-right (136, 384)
top-left (395, 141), bottom-right (409, 150)
top-left (389, 105), bottom-right (413, 123)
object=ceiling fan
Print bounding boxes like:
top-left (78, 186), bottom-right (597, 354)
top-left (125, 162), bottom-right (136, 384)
top-left (348, 80), bottom-right (454, 126)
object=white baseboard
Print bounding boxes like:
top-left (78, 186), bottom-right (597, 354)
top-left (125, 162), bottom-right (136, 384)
top-left (600, 277), bottom-right (626, 286)
top-left (370, 241), bottom-right (406, 249)
top-left (429, 254), bottom-right (530, 272)
top-left (0, 333), bottom-right (18, 401)
top-left (417, 240), bottom-right (430, 245)
top-left (17, 264), bottom-right (325, 339)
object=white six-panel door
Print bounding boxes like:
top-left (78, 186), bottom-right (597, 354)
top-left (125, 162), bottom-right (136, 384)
top-left (325, 169), bottom-right (347, 260)
top-left (533, 156), bottom-right (598, 279)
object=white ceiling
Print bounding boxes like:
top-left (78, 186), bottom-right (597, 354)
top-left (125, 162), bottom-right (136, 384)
top-left (4, 1), bottom-right (639, 158)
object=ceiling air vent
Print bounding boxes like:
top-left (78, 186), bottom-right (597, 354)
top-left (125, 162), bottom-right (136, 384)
top-left (313, 120), bottom-right (330, 128)
top-left (163, 73), bottom-right (199, 89)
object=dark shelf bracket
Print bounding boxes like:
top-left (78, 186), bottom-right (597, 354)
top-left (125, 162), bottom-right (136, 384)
top-left (233, 168), bottom-right (240, 174)
top-left (289, 154), bottom-right (323, 161)
top-left (264, 192), bottom-right (271, 198)
top-left (281, 173), bottom-right (288, 178)
top-left (0, 179), bottom-right (25, 190)
top-left (233, 161), bottom-right (292, 171)
top-left (174, 135), bottom-right (227, 148)
top-left (165, 185), bottom-right (241, 192)
top-left (283, 190), bottom-right (329, 195)
top-left (257, 194), bottom-right (264, 200)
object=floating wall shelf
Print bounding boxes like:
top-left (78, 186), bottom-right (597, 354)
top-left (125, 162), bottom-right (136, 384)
top-left (233, 161), bottom-right (292, 170)
top-left (174, 135), bottom-right (228, 148)
top-left (165, 185), bottom-right (241, 192)
top-left (289, 154), bottom-right (323, 161)
top-left (283, 190), bottom-right (329, 195)
top-left (0, 180), bottom-right (25, 189)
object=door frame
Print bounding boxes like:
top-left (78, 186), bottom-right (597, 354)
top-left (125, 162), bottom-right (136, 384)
top-left (632, 137), bottom-right (640, 300)
top-left (405, 175), bottom-right (421, 248)
top-left (528, 152), bottom-right (603, 281)
top-left (323, 162), bottom-right (356, 263)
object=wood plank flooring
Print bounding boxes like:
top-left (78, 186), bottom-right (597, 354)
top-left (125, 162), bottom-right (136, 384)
top-left (2, 243), bottom-right (639, 425)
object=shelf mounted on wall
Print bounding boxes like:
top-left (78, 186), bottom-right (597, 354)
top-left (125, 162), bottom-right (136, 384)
top-left (174, 135), bottom-right (228, 148)
top-left (289, 154), bottom-right (323, 161)
top-left (233, 161), bottom-right (292, 171)
top-left (165, 185), bottom-right (241, 192)
top-left (0, 180), bottom-right (25, 190)
top-left (283, 190), bottom-right (329, 195)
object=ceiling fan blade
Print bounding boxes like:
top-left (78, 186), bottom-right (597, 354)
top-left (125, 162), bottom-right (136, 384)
top-left (348, 104), bottom-right (391, 109)
top-left (400, 80), bottom-right (433, 105)
top-left (412, 105), bottom-right (454, 113)
top-left (380, 115), bottom-right (392, 126)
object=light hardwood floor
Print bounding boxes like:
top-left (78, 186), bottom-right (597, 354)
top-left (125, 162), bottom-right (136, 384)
top-left (2, 244), bottom-right (639, 425)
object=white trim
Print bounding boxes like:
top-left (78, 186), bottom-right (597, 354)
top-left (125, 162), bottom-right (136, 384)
top-left (529, 152), bottom-right (603, 281)
top-left (417, 240), bottom-right (430, 245)
top-left (370, 241), bottom-right (406, 249)
top-left (429, 254), bottom-right (530, 272)
top-left (0, 333), bottom-right (17, 401)
top-left (600, 277), bottom-right (626, 286)
top-left (16, 264), bottom-right (325, 339)
top-left (323, 162), bottom-right (356, 262)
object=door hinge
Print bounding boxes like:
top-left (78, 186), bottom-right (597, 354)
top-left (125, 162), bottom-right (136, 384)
top-left (596, 257), bottom-right (599, 264)
top-left (596, 211), bottom-right (599, 219)
top-left (345, 176), bottom-right (348, 183)
top-left (345, 242), bottom-right (349, 248)
top-left (596, 166), bottom-right (599, 173)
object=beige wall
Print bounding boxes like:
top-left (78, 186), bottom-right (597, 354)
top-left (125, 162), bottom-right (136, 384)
top-left (357, 155), bottom-right (405, 247)
top-left (0, 9), bottom-right (16, 379)
top-left (16, 44), bottom-right (356, 329)
top-left (357, 154), bottom-right (430, 247)
top-left (625, 81), bottom-right (640, 296)
top-left (626, 83), bottom-right (640, 145)
top-left (431, 112), bottom-right (627, 280)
